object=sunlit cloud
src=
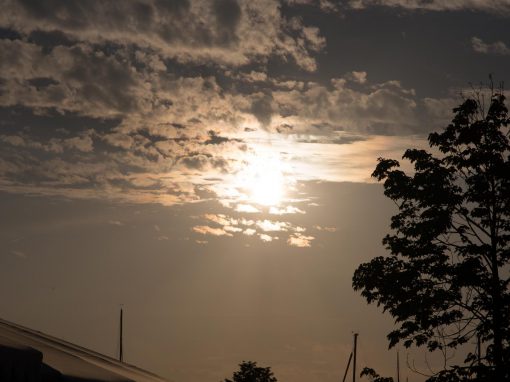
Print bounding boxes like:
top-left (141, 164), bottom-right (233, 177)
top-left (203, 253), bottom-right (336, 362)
top-left (287, 234), bottom-right (315, 247)
top-left (243, 228), bottom-right (257, 236)
top-left (192, 225), bottom-right (233, 237)
top-left (224, 226), bottom-right (243, 233)
top-left (203, 214), bottom-right (238, 227)
top-left (235, 204), bottom-right (261, 213)
top-left (256, 220), bottom-right (291, 232)
top-left (269, 206), bottom-right (306, 215)
top-left (259, 233), bottom-right (275, 242)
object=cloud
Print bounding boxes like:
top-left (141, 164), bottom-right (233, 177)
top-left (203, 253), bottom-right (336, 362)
top-left (108, 220), bottom-right (124, 226)
top-left (345, 0), bottom-right (510, 14)
top-left (251, 93), bottom-right (275, 127)
top-left (192, 225), bottom-right (233, 237)
top-left (284, 0), bottom-right (342, 13)
top-left (268, 77), bottom-right (427, 136)
top-left (11, 250), bottom-right (27, 258)
top-left (344, 71), bottom-right (367, 84)
top-left (0, 0), bottom-right (453, 210)
top-left (203, 214), bottom-right (237, 226)
top-left (224, 225), bottom-right (243, 233)
top-left (0, 131), bottom-right (94, 154)
top-left (1, 0), bottom-right (324, 71)
top-left (269, 206), bottom-right (306, 215)
top-left (256, 219), bottom-right (291, 232)
top-left (235, 204), bottom-right (261, 213)
top-left (259, 233), bottom-right (274, 242)
top-left (315, 225), bottom-right (336, 232)
top-left (204, 130), bottom-right (242, 145)
top-left (471, 37), bottom-right (510, 55)
top-left (243, 228), bottom-right (257, 236)
top-left (287, 233), bottom-right (314, 247)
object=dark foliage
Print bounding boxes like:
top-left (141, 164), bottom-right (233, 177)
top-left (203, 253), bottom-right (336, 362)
top-left (353, 92), bottom-right (510, 381)
top-left (224, 361), bottom-right (278, 382)
top-left (361, 367), bottom-right (395, 382)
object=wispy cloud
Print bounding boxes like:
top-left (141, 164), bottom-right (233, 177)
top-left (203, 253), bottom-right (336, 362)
top-left (192, 225), bottom-right (233, 237)
top-left (11, 250), bottom-right (27, 258)
top-left (346, 0), bottom-right (510, 14)
top-left (315, 225), bottom-right (337, 232)
top-left (471, 37), bottom-right (510, 55)
top-left (269, 206), bottom-right (306, 215)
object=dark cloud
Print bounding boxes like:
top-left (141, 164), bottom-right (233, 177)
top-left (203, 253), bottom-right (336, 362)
top-left (2, 0), bottom-right (324, 70)
top-left (27, 29), bottom-right (76, 53)
top-left (344, 0), bottom-right (510, 14)
top-left (251, 93), bottom-right (274, 127)
top-left (295, 134), bottom-right (367, 145)
top-left (0, 27), bottom-right (22, 40)
top-left (177, 153), bottom-right (230, 172)
top-left (204, 130), bottom-right (242, 145)
top-left (276, 123), bottom-right (294, 133)
top-left (213, 0), bottom-right (242, 44)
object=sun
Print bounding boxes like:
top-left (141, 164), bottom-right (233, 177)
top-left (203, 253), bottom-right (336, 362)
top-left (238, 154), bottom-right (286, 206)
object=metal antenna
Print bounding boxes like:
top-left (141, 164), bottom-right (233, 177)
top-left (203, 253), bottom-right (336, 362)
top-left (119, 306), bottom-right (124, 362)
top-left (353, 333), bottom-right (358, 382)
top-left (397, 349), bottom-right (400, 382)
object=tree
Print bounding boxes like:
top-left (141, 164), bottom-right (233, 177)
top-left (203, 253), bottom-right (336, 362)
top-left (352, 89), bottom-right (510, 381)
top-left (224, 361), bottom-right (278, 382)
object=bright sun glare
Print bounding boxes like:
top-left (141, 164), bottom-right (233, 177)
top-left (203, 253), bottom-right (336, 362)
top-left (238, 154), bottom-right (286, 206)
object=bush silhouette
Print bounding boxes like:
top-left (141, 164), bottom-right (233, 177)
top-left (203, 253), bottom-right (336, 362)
top-left (224, 361), bottom-right (278, 382)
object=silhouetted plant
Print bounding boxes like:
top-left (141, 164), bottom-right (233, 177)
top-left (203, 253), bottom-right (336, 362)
top-left (224, 361), bottom-right (278, 382)
top-left (361, 367), bottom-right (395, 382)
top-left (353, 86), bottom-right (510, 381)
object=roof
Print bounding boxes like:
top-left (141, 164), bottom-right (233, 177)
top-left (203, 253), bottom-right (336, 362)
top-left (0, 317), bottom-right (171, 382)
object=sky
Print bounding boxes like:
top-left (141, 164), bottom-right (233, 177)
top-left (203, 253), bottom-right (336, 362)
top-left (0, 0), bottom-right (509, 381)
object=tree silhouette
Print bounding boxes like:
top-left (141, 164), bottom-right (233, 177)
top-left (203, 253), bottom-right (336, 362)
top-left (224, 361), bottom-right (278, 382)
top-left (353, 89), bottom-right (510, 381)
top-left (360, 367), bottom-right (395, 382)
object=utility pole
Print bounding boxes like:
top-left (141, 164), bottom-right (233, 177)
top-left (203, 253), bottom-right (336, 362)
top-left (353, 333), bottom-right (358, 382)
top-left (119, 307), bottom-right (123, 362)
